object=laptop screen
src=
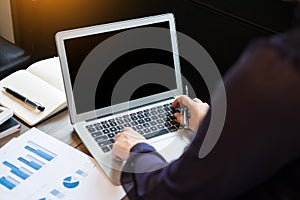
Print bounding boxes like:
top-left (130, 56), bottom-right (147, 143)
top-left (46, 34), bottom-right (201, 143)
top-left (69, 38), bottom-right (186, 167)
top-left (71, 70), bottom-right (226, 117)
top-left (63, 21), bottom-right (178, 115)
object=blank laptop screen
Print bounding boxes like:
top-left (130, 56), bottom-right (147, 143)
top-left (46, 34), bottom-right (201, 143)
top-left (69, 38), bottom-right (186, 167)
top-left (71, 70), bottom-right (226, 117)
top-left (64, 21), bottom-right (177, 115)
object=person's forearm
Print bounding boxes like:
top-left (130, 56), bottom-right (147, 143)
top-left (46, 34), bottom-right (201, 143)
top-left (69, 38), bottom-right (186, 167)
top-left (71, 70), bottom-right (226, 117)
top-left (121, 143), bottom-right (170, 199)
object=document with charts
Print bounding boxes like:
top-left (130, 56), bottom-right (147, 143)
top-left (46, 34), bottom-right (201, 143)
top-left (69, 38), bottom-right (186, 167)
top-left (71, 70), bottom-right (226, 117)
top-left (0, 128), bottom-right (125, 200)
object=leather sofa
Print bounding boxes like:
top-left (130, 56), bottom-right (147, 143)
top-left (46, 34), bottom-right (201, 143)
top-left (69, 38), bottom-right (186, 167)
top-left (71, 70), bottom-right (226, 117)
top-left (0, 36), bottom-right (31, 80)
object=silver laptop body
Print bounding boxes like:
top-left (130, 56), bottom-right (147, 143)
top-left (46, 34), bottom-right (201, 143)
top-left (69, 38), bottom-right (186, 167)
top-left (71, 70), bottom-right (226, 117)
top-left (56, 13), bottom-right (190, 185)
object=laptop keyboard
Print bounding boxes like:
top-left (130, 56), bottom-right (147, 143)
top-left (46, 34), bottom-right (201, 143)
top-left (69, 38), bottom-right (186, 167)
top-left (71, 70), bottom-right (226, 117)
top-left (86, 103), bottom-right (181, 153)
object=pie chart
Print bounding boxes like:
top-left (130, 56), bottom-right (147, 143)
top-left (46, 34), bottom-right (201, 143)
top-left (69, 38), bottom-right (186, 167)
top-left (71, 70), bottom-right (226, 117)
top-left (63, 176), bottom-right (80, 189)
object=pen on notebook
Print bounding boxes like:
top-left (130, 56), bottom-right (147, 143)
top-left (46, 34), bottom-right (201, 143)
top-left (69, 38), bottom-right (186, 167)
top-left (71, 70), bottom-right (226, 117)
top-left (182, 85), bottom-right (189, 129)
top-left (2, 87), bottom-right (45, 112)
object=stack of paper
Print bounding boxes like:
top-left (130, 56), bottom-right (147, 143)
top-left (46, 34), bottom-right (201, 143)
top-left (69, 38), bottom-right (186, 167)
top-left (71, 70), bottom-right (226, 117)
top-left (0, 128), bottom-right (125, 200)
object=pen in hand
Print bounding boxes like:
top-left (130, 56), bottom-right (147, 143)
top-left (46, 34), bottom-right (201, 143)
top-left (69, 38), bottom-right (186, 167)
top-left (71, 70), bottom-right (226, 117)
top-left (182, 85), bottom-right (189, 129)
top-left (2, 87), bottom-right (45, 112)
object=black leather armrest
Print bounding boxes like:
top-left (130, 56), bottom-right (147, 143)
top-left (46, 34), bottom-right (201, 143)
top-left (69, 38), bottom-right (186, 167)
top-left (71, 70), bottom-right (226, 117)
top-left (0, 36), bottom-right (31, 80)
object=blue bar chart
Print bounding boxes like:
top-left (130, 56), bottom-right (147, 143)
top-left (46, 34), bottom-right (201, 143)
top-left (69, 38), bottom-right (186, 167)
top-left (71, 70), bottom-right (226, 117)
top-left (2, 161), bottom-right (32, 180)
top-left (0, 140), bottom-right (57, 191)
top-left (76, 169), bottom-right (88, 177)
top-left (25, 141), bottom-right (57, 161)
top-left (51, 189), bottom-right (65, 199)
top-left (0, 176), bottom-right (19, 190)
top-left (17, 154), bottom-right (45, 170)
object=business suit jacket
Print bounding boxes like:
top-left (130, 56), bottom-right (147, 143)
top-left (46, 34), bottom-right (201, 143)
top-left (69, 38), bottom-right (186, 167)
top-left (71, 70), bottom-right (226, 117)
top-left (121, 9), bottom-right (300, 200)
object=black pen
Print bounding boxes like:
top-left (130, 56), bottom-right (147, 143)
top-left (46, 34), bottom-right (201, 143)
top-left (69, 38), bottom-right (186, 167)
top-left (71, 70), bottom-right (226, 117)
top-left (2, 87), bottom-right (45, 112)
top-left (183, 85), bottom-right (189, 129)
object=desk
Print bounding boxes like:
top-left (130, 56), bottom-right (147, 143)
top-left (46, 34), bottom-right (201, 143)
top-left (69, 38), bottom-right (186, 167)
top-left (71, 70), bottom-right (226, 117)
top-left (0, 110), bottom-right (90, 155)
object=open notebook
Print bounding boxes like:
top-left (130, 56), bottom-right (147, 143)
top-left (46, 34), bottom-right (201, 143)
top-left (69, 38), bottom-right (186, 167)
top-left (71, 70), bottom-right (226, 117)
top-left (0, 57), bottom-right (66, 126)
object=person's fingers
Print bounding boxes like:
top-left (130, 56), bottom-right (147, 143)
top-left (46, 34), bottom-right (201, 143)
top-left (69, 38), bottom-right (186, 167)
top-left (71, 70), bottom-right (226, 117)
top-left (112, 126), bottom-right (147, 161)
top-left (114, 132), bottom-right (123, 141)
top-left (112, 142), bottom-right (128, 161)
top-left (192, 98), bottom-right (202, 103)
top-left (174, 112), bottom-right (183, 124)
top-left (123, 127), bottom-right (132, 132)
top-left (132, 131), bottom-right (145, 139)
top-left (123, 127), bottom-right (145, 139)
top-left (171, 97), bottom-right (181, 108)
top-left (172, 95), bottom-right (195, 109)
top-left (112, 145), bottom-right (120, 159)
top-left (112, 140), bottom-right (120, 158)
top-left (179, 95), bottom-right (197, 109)
top-left (172, 96), bottom-right (187, 108)
top-left (203, 102), bottom-right (210, 109)
top-left (117, 127), bottom-right (133, 139)
top-left (114, 128), bottom-right (130, 141)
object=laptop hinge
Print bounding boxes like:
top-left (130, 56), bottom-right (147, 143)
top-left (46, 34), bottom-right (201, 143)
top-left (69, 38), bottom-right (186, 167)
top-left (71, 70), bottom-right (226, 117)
top-left (86, 97), bottom-right (174, 122)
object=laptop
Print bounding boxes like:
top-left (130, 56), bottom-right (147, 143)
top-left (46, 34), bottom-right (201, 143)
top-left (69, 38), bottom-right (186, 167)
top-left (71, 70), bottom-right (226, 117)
top-left (55, 13), bottom-right (190, 185)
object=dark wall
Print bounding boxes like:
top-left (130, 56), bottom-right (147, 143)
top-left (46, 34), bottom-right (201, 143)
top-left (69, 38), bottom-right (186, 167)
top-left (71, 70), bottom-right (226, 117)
top-left (175, 0), bottom-right (296, 100)
top-left (10, 0), bottom-right (298, 101)
top-left (11, 0), bottom-right (297, 66)
top-left (11, 0), bottom-right (177, 61)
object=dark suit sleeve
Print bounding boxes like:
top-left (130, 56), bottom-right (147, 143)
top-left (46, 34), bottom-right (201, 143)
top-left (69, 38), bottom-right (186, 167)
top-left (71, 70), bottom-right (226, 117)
top-left (120, 28), bottom-right (300, 200)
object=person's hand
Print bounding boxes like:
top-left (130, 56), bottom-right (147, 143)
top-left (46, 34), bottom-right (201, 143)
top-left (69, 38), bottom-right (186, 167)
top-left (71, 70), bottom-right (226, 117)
top-left (172, 96), bottom-right (210, 132)
top-left (112, 127), bottom-right (147, 161)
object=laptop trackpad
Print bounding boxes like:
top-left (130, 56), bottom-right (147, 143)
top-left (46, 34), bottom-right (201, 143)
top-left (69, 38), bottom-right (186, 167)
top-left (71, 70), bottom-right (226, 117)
top-left (150, 135), bottom-right (189, 162)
